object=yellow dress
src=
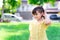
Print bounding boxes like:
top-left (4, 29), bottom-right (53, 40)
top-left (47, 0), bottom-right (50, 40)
top-left (29, 20), bottom-right (48, 40)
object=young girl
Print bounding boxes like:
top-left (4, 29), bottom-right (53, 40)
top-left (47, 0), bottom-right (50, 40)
top-left (29, 6), bottom-right (51, 40)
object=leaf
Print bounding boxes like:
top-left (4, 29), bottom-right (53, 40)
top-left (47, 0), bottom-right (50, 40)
top-left (28, 0), bottom-right (56, 6)
top-left (3, 0), bottom-right (21, 13)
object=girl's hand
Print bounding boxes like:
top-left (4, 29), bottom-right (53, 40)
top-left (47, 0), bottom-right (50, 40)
top-left (44, 19), bottom-right (51, 25)
top-left (44, 14), bottom-right (51, 25)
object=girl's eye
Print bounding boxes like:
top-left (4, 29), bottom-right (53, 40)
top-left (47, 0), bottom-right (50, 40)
top-left (35, 13), bottom-right (37, 15)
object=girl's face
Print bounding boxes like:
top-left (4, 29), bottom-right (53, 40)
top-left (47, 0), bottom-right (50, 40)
top-left (32, 11), bottom-right (44, 21)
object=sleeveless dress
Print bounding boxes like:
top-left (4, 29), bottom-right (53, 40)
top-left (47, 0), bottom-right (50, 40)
top-left (29, 20), bottom-right (48, 40)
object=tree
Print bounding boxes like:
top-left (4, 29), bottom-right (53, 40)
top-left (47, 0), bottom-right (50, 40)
top-left (0, 8), bottom-right (2, 18)
top-left (28, 0), bottom-right (56, 6)
top-left (3, 0), bottom-right (21, 13)
top-left (0, 0), bottom-right (3, 19)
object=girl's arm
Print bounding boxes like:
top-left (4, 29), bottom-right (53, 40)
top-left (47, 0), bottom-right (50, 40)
top-left (44, 14), bottom-right (51, 25)
top-left (43, 19), bottom-right (51, 30)
top-left (43, 13), bottom-right (51, 29)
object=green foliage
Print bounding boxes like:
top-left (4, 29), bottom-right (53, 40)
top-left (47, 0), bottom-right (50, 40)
top-left (0, 13), bottom-right (2, 18)
top-left (0, 8), bottom-right (2, 18)
top-left (28, 0), bottom-right (56, 6)
top-left (3, 0), bottom-right (21, 13)
top-left (7, 0), bottom-right (21, 9)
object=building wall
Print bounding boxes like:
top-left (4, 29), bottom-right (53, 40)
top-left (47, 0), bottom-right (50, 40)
top-left (19, 12), bottom-right (32, 20)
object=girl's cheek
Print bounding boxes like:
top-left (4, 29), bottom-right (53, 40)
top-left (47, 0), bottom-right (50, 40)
top-left (38, 15), bottom-right (41, 19)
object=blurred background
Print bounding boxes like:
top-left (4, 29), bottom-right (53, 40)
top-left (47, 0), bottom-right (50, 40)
top-left (0, 0), bottom-right (60, 22)
top-left (0, 0), bottom-right (60, 40)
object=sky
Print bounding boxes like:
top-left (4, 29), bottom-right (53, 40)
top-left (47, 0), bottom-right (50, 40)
top-left (0, 0), bottom-right (3, 8)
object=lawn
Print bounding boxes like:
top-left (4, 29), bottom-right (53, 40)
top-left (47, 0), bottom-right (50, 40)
top-left (46, 22), bottom-right (60, 40)
top-left (0, 22), bottom-right (60, 40)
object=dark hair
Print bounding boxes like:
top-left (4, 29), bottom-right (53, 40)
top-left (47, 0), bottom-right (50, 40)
top-left (32, 6), bottom-right (45, 19)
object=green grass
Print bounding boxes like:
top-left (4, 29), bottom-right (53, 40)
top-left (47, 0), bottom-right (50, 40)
top-left (0, 22), bottom-right (29, 40)
top-left (0, 22), bottom-right (60, 40)
top-left (46, 22), bottom-right (60, 40)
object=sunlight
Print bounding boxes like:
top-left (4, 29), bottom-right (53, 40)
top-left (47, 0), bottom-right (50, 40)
top-left (0, 0), bottom-right (3, 8)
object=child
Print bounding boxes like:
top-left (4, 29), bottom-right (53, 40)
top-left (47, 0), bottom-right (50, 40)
top-left (29, 6), bottom-right (51, 40)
